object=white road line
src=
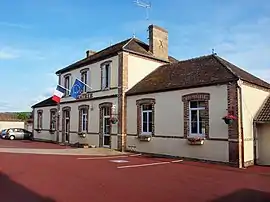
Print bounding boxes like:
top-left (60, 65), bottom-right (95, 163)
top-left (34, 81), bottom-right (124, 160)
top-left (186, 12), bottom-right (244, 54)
top-left (117, 161), bottom-right (171, 169)
top-left (129, 154), bottom-right (142, 157)
top-left (171, 160), bottom-right (183, 163)
top-left (77, 155), bottom-right (128, 160)
top-left (117, 159), bottom-right (183, 169)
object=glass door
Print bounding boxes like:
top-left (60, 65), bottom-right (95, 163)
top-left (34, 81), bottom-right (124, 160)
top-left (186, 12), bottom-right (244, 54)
top-left (103, 107), bottom-right (111, 147)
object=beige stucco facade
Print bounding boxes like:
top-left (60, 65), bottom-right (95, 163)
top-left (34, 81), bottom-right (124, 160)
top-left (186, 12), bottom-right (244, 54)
top-left (127, 85), bottom-right (230, 162)
top-left (127, 54), bottom-right (165, 89)
top-left (257, 123), bottom-right (270, 165)
top-left (240, 82), bottom-right (270, 162)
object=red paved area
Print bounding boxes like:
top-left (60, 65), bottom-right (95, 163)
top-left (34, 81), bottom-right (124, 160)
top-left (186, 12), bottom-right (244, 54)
top-left (0, 139), bottom-right (71, 149)
top-left (1, 152), bottom-right (270, 202)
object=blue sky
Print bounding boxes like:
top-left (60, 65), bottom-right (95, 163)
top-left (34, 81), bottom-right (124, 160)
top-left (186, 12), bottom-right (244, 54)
top-left (0, 0), bottom-right (269, 112)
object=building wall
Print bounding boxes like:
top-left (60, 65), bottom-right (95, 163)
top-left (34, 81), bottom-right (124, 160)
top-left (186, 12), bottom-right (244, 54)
top-left (240, 83), bottom-right (270, 162)
top-left (127, 54), bottom-right (165, 90)
top-left (0, 121), bottom-right (25, 131)
top-left (126, 85), bottom-right (229, 162)
top-left (59, 97), bottom-right (118, 148)
top-left (59, 55), bottom-right (119, 103)
top-left (33, 106), bottom-right (57, 142)
top-left (257, 123), bottom-right (270, 165)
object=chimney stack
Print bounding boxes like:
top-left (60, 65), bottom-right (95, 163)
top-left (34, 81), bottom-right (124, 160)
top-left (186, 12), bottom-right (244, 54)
top-left (86, 50), bottom-right (96, 57)
top-left (148, 24), bottom-right (168, 61)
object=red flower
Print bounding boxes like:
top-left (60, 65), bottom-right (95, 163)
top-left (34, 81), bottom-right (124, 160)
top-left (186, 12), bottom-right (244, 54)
top-left (222, 114), bottom-right (237, 120)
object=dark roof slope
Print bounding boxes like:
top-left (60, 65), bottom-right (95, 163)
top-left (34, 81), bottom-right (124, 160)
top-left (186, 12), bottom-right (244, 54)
top-left (32, 97), bottom-right (57, 108)
top-left (56, 38), bottom-right (178, 74)
top-left (255, 96), bottom-right (270, 122)
top-left (126, 54), bottom-right (270, 96)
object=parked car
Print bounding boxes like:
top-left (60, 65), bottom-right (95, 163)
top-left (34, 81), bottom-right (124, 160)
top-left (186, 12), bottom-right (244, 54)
top-left (4, 128), bottom-right (33, 140)
top-left (0, 129), bottom-right (7, 139)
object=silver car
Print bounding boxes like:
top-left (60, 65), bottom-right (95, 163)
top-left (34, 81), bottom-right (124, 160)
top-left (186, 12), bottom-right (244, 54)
top-left (5, 128), bottom-right (33, 140)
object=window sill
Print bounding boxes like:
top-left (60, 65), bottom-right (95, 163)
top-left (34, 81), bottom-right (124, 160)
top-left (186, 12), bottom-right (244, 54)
top-left (137, 134), bottom-right (152, 142)
top-left (49, 129), bottom-right (55, 134)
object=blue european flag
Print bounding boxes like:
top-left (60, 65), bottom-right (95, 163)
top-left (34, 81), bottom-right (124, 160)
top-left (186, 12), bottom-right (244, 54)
top-left (70, 79), bottom-right (85, 99)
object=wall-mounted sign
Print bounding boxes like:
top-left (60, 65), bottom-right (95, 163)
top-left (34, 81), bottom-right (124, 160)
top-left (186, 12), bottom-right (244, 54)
top-left (78, 92), bottom-right (93, 100)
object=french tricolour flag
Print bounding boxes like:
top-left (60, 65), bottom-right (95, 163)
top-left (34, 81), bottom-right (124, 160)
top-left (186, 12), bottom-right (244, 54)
top-left (52, 85), bottom-right (66, 103)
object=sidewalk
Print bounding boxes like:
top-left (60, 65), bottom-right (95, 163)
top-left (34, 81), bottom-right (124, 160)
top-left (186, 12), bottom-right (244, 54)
top-left (0, 147), bottom-right (129, 156)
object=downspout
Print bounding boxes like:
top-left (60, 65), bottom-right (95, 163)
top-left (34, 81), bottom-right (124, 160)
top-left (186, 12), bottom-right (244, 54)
top-left (237, 80), bottom-right (245, 168)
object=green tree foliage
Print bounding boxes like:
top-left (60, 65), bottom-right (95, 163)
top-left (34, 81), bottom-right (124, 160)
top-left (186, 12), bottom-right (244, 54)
top-left (16, 112), bottom-right (31, 121)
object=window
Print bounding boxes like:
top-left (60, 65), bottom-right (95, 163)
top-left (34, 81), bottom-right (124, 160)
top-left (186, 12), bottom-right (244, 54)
top-left (50, 109), bottom-right (57, 130)
top-left (141, 104), bottom-right (153, 134)
top-left (136, 98), bottom-right (155, 136)
top-left (37, 110), bottom-right (43, 129)
top-left (81, 69), bottom-right (89, 92)
top-left (81, 109), bottom-right (88, 132)
top-left (78, 105), bottom-right (89, 133)
top-left (189, 101), bottom-right (205, 136)
top-left (64, 75), bottom-right (70, 96)
top-left (101, 62), bottom-right (111, 90)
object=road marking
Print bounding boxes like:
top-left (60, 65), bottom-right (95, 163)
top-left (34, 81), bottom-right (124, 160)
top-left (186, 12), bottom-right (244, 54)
top-left (117, 159), bottom-right (183, 169)
top-left (130, 154), bottom-right (141, 157)
top-left (77, 155), bottom-right (128, 160)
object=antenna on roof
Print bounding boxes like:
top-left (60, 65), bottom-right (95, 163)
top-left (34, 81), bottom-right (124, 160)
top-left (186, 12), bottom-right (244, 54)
top-left (133, 0), bottom-right (151, 20)
top-left (212, 48), bottom-right (217, 55)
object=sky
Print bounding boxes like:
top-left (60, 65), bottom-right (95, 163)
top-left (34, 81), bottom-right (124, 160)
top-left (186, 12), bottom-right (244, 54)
top-left (0, 0), bottom-right (269, 112)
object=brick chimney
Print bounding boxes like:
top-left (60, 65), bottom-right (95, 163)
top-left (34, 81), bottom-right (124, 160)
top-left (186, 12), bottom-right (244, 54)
top-left (148, 24), bottom-right (168, 61)
top-left (86, 50), bottom-right (96, 57)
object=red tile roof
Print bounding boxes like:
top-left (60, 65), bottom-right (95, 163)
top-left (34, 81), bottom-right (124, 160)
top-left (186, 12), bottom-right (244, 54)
top-left (255, 96), bottom-right (270, 122)
top-left (126, 54), bottom-right (270, 96)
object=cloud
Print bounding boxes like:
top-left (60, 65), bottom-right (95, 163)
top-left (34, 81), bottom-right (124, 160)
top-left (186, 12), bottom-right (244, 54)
top-left (0, 22), bottom-right (30, 29)
top-left (0, 48), bottom-right (19, 59)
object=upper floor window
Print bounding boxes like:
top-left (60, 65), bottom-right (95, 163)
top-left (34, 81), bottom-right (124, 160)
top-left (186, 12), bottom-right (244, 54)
top-left (64, 75), bottom-right (71, 96)
top-left (80, 69), bottom-right (89, 93)
top-left (101, 62), bottom-right (111, 90)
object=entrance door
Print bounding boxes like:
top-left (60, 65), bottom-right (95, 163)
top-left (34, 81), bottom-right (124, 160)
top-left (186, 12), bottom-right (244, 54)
top-left (63, 110), bottom-right (70, 143)
top-left (103, 107), bottom-right (111, 147)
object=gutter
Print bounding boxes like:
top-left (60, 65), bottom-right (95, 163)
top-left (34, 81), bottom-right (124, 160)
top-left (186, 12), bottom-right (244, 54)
top-left (237, 80), bottom-right (245, 168)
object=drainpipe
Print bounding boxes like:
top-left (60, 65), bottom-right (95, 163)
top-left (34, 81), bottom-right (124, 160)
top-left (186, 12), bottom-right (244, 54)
top-left (237, 80), bottom-right (245, 168)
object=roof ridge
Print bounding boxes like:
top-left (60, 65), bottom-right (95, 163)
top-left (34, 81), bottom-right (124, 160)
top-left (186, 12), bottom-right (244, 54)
top-left (175, 54), bottom-right (214, 64)
top-left (212, 55), bottom-right (240, 79)
top-left (122, 38), bottom-right (135, 50)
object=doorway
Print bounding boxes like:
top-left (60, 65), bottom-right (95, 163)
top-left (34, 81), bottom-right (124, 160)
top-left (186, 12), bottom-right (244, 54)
top-left (102, 107), bottom-right (111, 147)
top-left (62, 110), bottom-right (70, 143)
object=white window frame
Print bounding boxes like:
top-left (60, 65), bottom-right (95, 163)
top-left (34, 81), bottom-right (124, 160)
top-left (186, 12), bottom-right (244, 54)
top-left (189, 101), bottom-right (205, 137)
top-left (81, 71), bottom-right (88, 92)
top-left (141, 105), bottom-right (153, 135)
top-left (101, 63), bottom-right (111, 90)
top-left (81, 109), bottom-right (88, 132)
top-left (37, 112), bottom-right (42, 129)
top-left (50, 111), bottom-right (56, 130)
top-left (64, 76), bottom-right (70, 96)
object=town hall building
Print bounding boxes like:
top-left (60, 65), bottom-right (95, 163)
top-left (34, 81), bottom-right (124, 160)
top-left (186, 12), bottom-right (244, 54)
top-left (32, 24), bottom-right (270, 167)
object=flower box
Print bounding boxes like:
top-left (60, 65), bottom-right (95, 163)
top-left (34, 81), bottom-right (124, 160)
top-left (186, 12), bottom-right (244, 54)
top-left (78, 132), bottom-right (86, 138)
top-left (187, 136), bottom-right (205, 145)
top-left (137, 135), bottom-right (151, 142)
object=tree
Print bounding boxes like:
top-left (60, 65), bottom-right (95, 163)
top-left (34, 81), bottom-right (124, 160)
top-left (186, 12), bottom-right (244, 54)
top-left (16, 112), bottom-right (31, 121)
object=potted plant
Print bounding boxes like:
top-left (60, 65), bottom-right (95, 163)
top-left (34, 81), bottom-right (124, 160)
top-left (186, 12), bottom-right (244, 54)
top-left (110, 116), bottom-right (118, 124)
top-left (222, 114), bottom-right (237, 124)
top-left (78, 132), bottom-right (86, 138)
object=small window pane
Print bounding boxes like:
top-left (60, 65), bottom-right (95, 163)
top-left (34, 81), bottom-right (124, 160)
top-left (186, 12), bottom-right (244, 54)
top-left (190, 101), bottom-right (197, 108)
top-left (198, 101), bottom-right (205, 108)
top-left (199, 110), bottom-right (204, 122)
top-left (142, 104), bottom-right (152, 110)
top-left (191, 110), bottom-right (197, 121)
top-left (148, 111), bottom-right (152, 123)
top-left (142, 112), bottom-right (147, 122)
top-left (199, 122), bottom-right (203, 134)
top-left (143, 123), bottom-right (148, 132)
top-left (148, 122), bottom-right (152, 133)
top-left (191, 122), bottom-right (198, 133)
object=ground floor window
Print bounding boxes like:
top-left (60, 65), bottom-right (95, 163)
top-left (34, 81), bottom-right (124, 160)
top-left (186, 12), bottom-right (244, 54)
top-left (37, 110), bottom-right (43, 129)
top-left (189, 101), bottom-right (205, 136)
top-left (78, 105), bottom-right (89, 133)
top-left (136, 98), bottom-right (156, 136)
top-left (50, 109), bottom-right (57, 130)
